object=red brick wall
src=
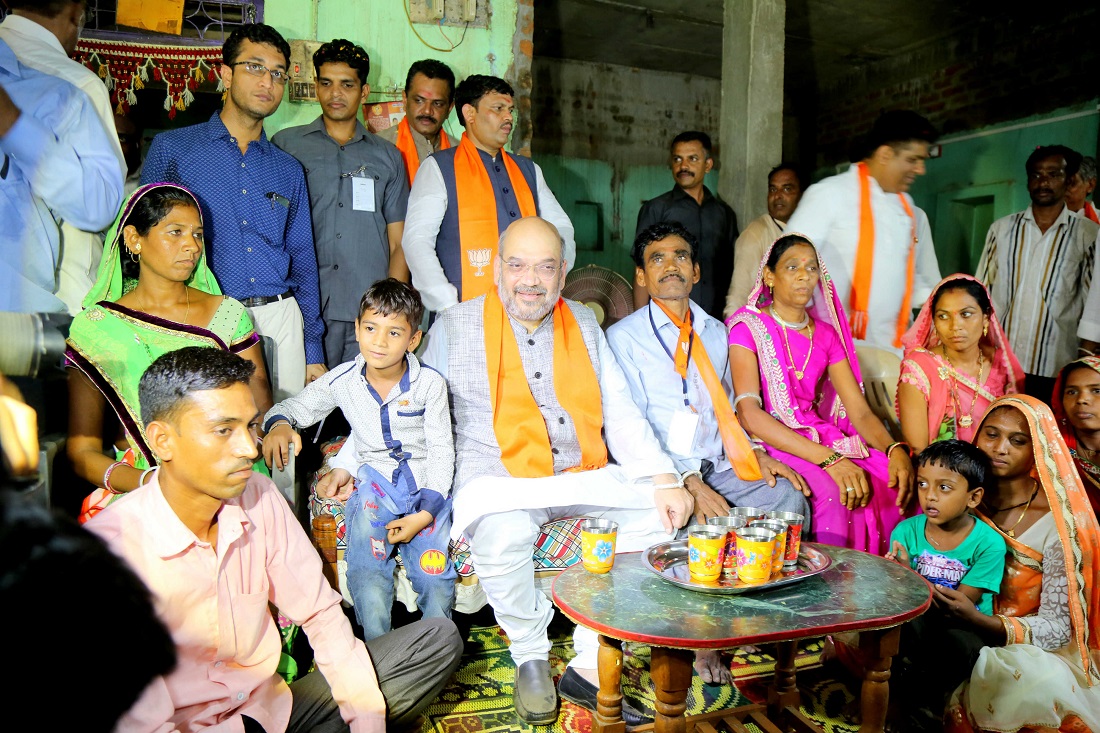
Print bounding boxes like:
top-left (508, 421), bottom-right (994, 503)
top-left (811, 8), bottom-right (1098, 166)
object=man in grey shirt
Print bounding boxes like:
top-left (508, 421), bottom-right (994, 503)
top-left (273, 39), bottom-right (409, 367)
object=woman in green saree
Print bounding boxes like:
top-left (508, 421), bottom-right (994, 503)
top-left (66, 184), bottom-right (273, 522)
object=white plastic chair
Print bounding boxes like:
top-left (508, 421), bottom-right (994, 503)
top-left (855, 345), bottom-right (905, 441)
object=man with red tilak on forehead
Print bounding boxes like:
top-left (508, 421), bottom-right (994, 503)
top-left (787, 110), bottom-right (942, 354)
top-left (401, 75), bottom-right (575, 314)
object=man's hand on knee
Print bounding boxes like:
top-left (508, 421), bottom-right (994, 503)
top-left (684, 474), bottom-right (730, 524)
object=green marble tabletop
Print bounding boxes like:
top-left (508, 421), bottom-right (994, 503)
top-left (551, 545), bottom-right (931, 649)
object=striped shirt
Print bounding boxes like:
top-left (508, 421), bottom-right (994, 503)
top-left (977, 205), bottom-right (1099, 377)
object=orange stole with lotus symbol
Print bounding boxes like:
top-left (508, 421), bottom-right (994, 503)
top-left (483, 290), bottom-right (607, 477)
top-left (454, 133), bottom-right (536, 301)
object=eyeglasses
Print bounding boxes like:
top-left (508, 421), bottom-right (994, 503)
top-left (503, 260), bottom-right (561, 279)
top-left (231, 62), bottom-right (291, 85)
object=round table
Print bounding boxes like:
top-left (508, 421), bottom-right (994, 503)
top-left (552, 544), bottom-right (931, 733)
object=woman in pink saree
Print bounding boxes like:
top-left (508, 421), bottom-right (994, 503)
top-left (897, 274), bottom-right (1024, 453)
top-left (727, 234), bottom-right (915, 553)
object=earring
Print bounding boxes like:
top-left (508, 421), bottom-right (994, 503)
top-left (983, 324), bottom-right (988, 337)
top-left (128, 248), bottom-right (140, 263)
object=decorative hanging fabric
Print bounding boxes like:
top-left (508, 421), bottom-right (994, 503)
top-left (74, 39), bottom-right (224, 119)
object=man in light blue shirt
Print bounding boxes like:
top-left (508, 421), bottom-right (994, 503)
top-left (608, 222), bottom-right (811, 684)
top-left (0, 38), bottom-right (122, 313)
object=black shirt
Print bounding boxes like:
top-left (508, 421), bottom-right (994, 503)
top-left (636, 186), bottom-right (738, 318)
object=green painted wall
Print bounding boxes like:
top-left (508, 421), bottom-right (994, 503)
top-left (908, 104), bottom-right (1099, 276)
top-left (262, 0), bottom-right (518, 137)
top-left (537, 155), bottom-right (722, 280)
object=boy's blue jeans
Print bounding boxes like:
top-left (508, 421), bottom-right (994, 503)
top-left (343, 464), bottom-right (456, 641)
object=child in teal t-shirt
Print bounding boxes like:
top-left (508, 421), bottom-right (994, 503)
top-left (886, 440), bottom-right (1006, 615)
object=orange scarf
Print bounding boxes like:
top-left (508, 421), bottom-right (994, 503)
top-left (650, 299), bottom-right (762, 480)
top-left (394, 115), bottom-right (451, 186)
top-left (484, 290), bottom-right (607, 477)
top-left (455, 133), bottom-right (536, 302)
top-left (850, 162), bottom-right (917, 347)
top-left (1083, 201), bottom-right (1099, 224)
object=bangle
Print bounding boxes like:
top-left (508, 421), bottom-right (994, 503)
top-left (268, 419), bottom-right (292, 431)
top-left (817, 450), bottom-right (843, 469)
top-left (139, 467), bottom-right (155, 486)
top-left (733, 392), bottom-right (763, 411)
top-left (102, 461), bottom-right (125, 492)
top-left (680, 469), bottom-right (703, 484)
top-left (886, 441), bottom-right (911, 459)
top-left (751, 444), bottom-right (767, 452)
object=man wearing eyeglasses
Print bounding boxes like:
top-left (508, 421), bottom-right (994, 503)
top-left (272, 39), bottom-right (409, 368)
top-left (977, 145), bottom-right (1099, 402)
top-left (0, 0), bottom-right (126, 315)
top-left (401, 74), bottom-right (575, 314)
top-left (403, 216), bottom-right (689, 724)
top-left (142, 24), bottom-right (325, 401)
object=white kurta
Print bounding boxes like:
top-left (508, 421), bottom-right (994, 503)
top-left (786, 165), bottom-right (941, 354)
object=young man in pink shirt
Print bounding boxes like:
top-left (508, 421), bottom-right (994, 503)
top-left (87, 347), bottom-right (461, 733)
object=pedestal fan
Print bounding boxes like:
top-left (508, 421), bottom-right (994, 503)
top-left (562, 264), bottom-right (634, 329)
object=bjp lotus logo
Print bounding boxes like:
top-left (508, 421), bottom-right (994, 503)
top-left (467, 248), bottom-right (492, 276)
top-left (419, 549), bottom-right (449, 575)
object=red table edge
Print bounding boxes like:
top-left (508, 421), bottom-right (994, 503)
top-left (551, 553), bottom-right (933, 650)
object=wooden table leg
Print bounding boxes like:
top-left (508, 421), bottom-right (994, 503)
top-left (858, 626), bottom-right (901, 733)
top-left (768, 640), bottom-right (800, 712)
top-left (650, 646), bottom-right (694, 733)
top-left (595, 635), bottom-right (626, 733)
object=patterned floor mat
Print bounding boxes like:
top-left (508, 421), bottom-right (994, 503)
top-left (417, 617), bottom-right (862, 733)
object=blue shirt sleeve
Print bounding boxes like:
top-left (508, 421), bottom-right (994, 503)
top-left (284, 165), bottom-right (324, 364)
top-left (140, 133), bottom-right (174, 186)
top-left (0, 81), bottom-right (121, 232)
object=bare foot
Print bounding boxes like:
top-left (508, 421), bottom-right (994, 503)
top-left (693, 649), bottom-right (733, 685)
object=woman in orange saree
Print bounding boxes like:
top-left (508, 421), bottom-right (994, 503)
top-left (940, 394), bottom-right (1100, 732)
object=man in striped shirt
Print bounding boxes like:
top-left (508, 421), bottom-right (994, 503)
top-left (977, 145), bottom-right (1099, 403)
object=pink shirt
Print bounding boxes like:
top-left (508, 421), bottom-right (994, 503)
top-left (87, 473), bottom-right (386, 733)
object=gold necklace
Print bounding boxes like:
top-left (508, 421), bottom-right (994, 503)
top-left (773, 311), bottom-right (814, 380)
top-left (991, 480), bottom-right (1039, 538)
top-left (941, 345), bottom-right (985, 429)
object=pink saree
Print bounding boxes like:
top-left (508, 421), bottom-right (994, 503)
top-left (727, 235), bottom-right (903, 553)
top-left (898, 274), bottom-right (1024, 445)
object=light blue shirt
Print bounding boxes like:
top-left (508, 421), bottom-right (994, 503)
top-left (0, 38), bottom-right (122, 312)
top-left (607, 299), bottom-right (738, 474)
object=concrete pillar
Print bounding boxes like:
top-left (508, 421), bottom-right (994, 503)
top-left (718, 0), bottom-right (786, 224)
top-left (508, 0), bottom-right (535, 157)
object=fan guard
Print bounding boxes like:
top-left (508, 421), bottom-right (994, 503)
top-left (562, 264), bottom-right (634, 328)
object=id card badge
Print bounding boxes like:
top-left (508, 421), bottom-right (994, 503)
top-left (666, 408), bottom-right (700, 456)
top-left (352, 175), bottom-right (375, 212)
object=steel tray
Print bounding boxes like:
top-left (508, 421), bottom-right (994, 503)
top-left (642, 540), bottom-right (832, 594)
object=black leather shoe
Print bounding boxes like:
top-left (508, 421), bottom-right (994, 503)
top-left (514, 660), bottom-right (559, 724)
top-left (557, 667), bottom-right (653, 728)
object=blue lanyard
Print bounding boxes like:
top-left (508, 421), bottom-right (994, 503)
top-left (648, 303), bottom-right (694, 408)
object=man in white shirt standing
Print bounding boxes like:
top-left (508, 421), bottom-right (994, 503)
top-left (786, 111), bottom-right (941, 353)
top-left (402, 74), bottom-right (575, 313)
top-left (0, 0), bottom-right (125, 315)
top-left (977, 145), bottom-right (1099, 402)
